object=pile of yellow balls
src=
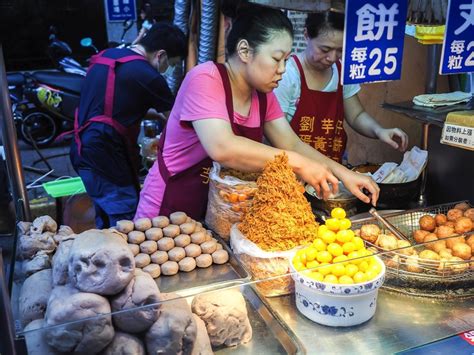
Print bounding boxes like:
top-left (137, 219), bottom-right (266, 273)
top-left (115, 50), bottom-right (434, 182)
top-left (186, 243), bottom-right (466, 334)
top-left (292, 208), bottom-right (382, 284)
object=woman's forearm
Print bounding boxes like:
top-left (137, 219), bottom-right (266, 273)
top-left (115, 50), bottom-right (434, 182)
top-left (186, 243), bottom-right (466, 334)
top-left (349, 111), bottom-right (383, 139)
top-left (290, 139), bottom-right (348, 177)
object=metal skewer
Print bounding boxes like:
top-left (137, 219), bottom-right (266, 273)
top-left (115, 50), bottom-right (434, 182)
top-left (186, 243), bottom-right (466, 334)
top-left (369, 208), bottom-right (410, 242)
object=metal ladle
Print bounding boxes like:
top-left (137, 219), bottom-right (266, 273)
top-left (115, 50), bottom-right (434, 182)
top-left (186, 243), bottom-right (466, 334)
top-left (369, 208), bottom-right (410, 242)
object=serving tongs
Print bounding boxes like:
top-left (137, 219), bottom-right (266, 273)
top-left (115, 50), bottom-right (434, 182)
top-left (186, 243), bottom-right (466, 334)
top-left (369, 208), bottom-right (410, 242)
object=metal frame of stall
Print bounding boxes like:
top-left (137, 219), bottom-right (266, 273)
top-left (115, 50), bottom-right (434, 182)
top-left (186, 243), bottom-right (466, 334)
top-left (0, 43), bottom-right (30, 354)
top-left (1, 1), bottom-right (472, 354)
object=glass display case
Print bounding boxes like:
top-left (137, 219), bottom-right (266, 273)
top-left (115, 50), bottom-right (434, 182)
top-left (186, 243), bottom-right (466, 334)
top-left (3, 205), bottom-right (473, 354)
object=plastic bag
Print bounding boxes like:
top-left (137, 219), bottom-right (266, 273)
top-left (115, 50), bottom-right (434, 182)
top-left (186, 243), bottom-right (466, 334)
top-left (205, 163), bottom-right (258, 241)
top-left (230, 223), bottom-right (301, 297)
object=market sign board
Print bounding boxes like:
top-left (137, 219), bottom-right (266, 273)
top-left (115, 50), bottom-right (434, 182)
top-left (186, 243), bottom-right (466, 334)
top-left (106, 0), bottom-right (137, 22)
top-left (342, 0), bottom-right (408, 84)
top-left (440, 0), bottom-right (474, 74)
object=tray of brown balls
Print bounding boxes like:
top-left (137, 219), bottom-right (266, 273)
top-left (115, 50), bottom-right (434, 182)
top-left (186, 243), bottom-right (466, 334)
top-left (350, 201), bottom-right (474, 298)
top-left (115, 211), bottom-right (251, 293)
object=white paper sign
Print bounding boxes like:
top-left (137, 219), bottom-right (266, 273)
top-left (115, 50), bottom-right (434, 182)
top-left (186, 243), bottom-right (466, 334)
top-left (441, 123), bottom-right (474, 150)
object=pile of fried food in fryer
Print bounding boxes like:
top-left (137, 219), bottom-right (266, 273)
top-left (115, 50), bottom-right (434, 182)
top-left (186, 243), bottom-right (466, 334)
top-left (356, 202), bottom-right (473, 275)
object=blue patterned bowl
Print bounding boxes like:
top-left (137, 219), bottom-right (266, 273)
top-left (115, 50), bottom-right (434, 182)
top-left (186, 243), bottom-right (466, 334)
top-left (289, 255), bottom-right (386, 327)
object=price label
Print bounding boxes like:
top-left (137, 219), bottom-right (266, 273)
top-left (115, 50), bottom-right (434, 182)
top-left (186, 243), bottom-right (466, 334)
top-left (342, 0), bottom-right (407, 84)
top-left (440, 0), bottom-right (474, 74)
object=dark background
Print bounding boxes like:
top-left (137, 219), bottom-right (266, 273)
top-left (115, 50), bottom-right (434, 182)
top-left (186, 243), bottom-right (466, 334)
top-left (0, 0), bottom-right (174, 72)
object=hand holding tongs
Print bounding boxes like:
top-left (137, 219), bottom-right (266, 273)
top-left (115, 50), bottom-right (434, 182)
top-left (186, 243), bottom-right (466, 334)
top-left (369, 208), bottom-right (410, 242)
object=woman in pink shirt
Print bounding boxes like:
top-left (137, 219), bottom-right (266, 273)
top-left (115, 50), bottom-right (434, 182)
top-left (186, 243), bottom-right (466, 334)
top-left (136, 6), bottom-right (379, 220)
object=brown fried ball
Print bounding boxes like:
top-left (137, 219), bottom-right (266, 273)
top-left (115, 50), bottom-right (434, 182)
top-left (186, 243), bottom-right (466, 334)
top-left (434, 214), bottom-right (447, 226)
top-left (455, 217), bottom-right (473, 234)
top-left (413, 230), bottom-right (430, 244)
top-left (432, 240), bottom-right (447, 254)
top-left (419, 250), bottom-right (441, 267)
top-left (419, 215), bottom-right (436, 232)
top-left (444, 221), bottom-right (456, 228)
top-left (396, 240), bottom-right (415, 256)
top-left (386, 255), bottom-right (400, 268)
top-left (447, 209), bottom-right (464, 222)
top-left (436, 225), bottom-right (455, 239)
top-left (464, 208), bottom-right (474, 221)
top-left (452, 242), bottom-right (472, 260)
top-left (467, 235), bottom-right (474, 250)
top-left (405, 256), bottom-right (422, 273)
top-left (360, 224), bottom-right (381, 244)
top-left (423, 234), bottom-right (439, 249)
top-left (376, 234), bottom-right (398, 250)
top-left (454, 202), bottom-right (470, 211)
top-left (438, 248), bottom-right (452, 259)
top-left (446, 236), bottom-right (466, 249)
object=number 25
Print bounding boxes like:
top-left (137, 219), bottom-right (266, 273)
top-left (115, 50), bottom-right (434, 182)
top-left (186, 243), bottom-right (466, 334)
top-left (465, 41), bottom-right (474, 66)
top-left (368, 48), bottom-right (398, 76)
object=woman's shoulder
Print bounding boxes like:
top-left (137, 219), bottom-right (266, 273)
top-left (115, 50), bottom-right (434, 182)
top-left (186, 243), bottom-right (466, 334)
top-left (187, 61), bottom-right (220, 79)
top-left (180, 62), bottom-right (225, 94)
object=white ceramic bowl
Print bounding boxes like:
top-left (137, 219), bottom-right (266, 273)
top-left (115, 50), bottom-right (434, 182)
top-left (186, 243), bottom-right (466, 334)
top-left (289, 255), bottom-right (386, 327)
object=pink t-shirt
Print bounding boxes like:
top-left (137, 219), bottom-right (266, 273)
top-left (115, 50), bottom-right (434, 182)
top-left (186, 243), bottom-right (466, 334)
top-left (135, 61), bottom-right (283, 219)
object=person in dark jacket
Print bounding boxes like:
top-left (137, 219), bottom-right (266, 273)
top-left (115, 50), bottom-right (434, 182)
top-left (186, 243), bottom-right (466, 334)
top-left (69, 23), bottom-right (186, 228)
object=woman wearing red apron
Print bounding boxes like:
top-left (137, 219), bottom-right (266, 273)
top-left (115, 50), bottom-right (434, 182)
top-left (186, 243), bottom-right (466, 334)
top-left (275, 11), bottom-right (409, 164)
top-left (136, 6), bottom-right (380, 220)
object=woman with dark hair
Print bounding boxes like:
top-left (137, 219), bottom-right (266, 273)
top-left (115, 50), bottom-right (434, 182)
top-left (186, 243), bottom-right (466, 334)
top-left (275, 11), bottom-right (408, 164)
top-left (132, 2), bottom-right (155, 45)
top-left (135, 6), bottom-right (379, 220)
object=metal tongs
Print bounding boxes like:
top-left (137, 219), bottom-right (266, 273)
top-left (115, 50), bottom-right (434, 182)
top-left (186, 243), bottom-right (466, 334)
top-left (369, 208), bottom-right (410, 242)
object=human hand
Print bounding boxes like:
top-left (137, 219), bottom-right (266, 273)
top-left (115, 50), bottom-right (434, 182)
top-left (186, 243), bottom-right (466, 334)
top-left (298, 159), bottom-right (340, 200)
top-left (339, 170), bottom-right (380, 206)
top-left (376, 128), bottom-right (409, 152)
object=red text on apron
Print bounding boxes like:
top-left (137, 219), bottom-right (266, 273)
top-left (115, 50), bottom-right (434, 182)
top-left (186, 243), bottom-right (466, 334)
top-left (290, 55), bottom-right (347, 163)
top-left (56, 50), bottom-right (146, 190)
top-left (157, 63), bottom-right (267, 220)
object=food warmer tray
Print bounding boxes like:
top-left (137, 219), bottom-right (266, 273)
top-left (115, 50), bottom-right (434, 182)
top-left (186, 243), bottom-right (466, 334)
top-left (155, 233), bottom-right (251, 293)
top-left (351, 201), bottom-right (474, 297)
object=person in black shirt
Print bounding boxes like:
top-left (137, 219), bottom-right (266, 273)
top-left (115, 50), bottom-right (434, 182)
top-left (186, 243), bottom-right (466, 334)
top-left (69, 23), bottom-right (186, 228)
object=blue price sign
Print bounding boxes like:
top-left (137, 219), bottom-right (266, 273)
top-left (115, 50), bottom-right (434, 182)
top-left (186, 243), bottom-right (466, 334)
top-left (342, 0), bottom-right (408, 84)
top-left (106, 0), bottom-right (136, 22)
top-left (440, 0), bottom-right (474, 74)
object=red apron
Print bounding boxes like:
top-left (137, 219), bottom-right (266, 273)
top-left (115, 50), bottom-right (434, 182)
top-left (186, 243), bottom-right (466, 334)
top-left (57, 50), bottom-right (146, 190)
top-left (290, 55), bottom-right (347, 163)
top-left (157, 63), bottom-right (267, 220)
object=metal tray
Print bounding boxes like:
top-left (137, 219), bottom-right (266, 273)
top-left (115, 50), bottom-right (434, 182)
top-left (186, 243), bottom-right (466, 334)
top-left (351, 201), bottom-right (474, 297)
top-left (177, 283), bottom-right (304, 355)
top-left (155, 234), bottom-right (251, 293)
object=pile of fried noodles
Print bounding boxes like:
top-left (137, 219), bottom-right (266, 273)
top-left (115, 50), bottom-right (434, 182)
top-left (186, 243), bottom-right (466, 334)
top-left (239, 153), bottom-right (318, 251)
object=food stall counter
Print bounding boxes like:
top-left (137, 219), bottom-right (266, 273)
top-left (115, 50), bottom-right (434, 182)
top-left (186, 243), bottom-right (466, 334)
top-left (265, 287), bottom-right (473, 354)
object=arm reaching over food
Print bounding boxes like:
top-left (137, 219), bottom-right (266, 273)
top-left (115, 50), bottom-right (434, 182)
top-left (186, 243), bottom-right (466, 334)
top-left (344, 95), bottom-right (408, 152)
top-left (193, 118), bottom-right (340, 201)
top-left (263, 118), bottom-right (380, 205)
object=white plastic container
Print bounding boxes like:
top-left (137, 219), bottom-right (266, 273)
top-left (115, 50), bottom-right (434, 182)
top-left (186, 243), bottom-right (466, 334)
top-left (289, 256), bottom-right (386, 327)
